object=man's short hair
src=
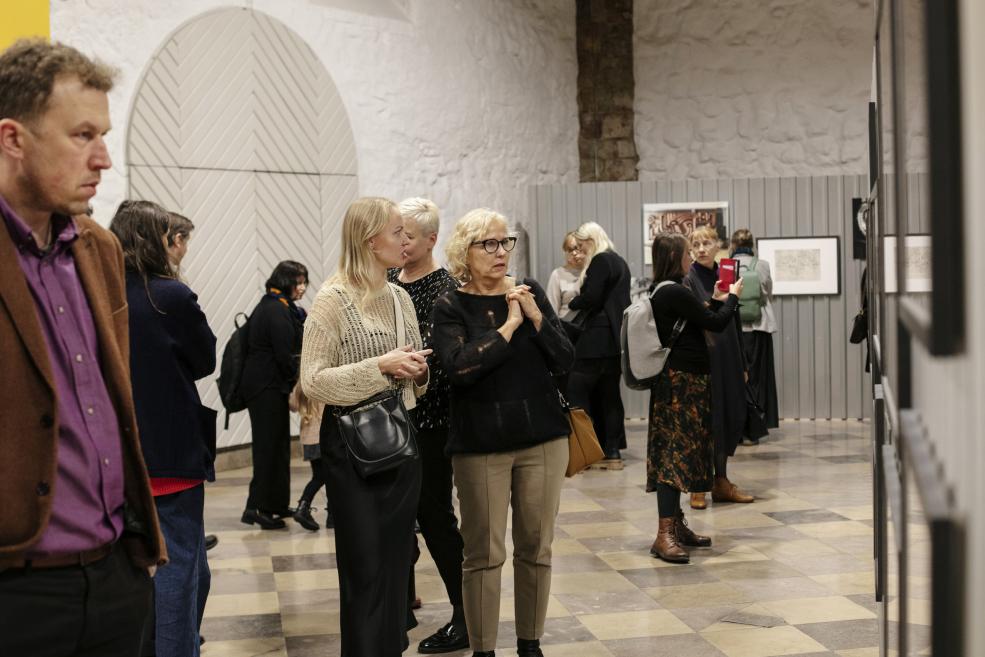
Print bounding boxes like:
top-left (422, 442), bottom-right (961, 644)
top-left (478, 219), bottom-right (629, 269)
top-left (0, 39), bottom-right (117, 125)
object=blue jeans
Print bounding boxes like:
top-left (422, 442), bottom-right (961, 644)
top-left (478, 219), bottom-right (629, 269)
top-left (145, 484), bottom-right (211, 657)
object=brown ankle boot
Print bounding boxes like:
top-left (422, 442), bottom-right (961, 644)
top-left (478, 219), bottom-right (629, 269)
top-left (690, 492), bottom-right (707, 509)
top-left (674, 509), bottom-right (712, 547)
top-left (711, 477), bottom-right (754, 503)
top-left (650, 517), bottom-right (689, 563)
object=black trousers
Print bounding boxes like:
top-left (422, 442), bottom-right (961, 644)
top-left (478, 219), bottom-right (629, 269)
top-left (322, 410), bottom-right (422, 657)
top-left (567, 356), bottom-right (626, 456)
top-left (0, 543), bottom-right (152, 657)
top-left (246, 388), bottom-right (291, 514)
top-left (415, 427), bottom-right (465, 607)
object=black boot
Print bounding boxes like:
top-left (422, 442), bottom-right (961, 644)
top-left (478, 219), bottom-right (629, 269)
top-left (292, 500), bottom-right (319, 531)
top-left (517, 638), bottom-right (543, 657)
top-left (241, 508), bottom-right (286, 530)
top-left (324, 510), bottom-right (335, 529)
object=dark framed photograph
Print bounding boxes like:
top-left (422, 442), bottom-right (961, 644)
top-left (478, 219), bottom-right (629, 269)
top-left (891, 0), bottom-right (964, 355)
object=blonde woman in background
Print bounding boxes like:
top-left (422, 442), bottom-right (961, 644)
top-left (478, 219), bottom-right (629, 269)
top-left (300, 197), bottom-right (430, 656)
top-left (546, 231), bottom-right (585, 317)
top-left (432, 209), bottom-right (574, 657)
top-left (565, 221), bottom-right (631, 469)
top-left (684, 226), bottom-right (754, 508)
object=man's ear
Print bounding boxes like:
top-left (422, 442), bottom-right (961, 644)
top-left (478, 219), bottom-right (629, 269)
top-left (0, 119), bottom-right (27, 160)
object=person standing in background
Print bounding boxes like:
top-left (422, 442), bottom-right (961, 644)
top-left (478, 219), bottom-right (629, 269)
top-left (0, 39), bottom-right (164, 655)
top-left (387, 197), bottom-right (468, 654)
top-left (110, 200), bottom-right (217, 657)
top-left (546, 231), bottom-right (585, 317)
top-left (731, 229), bottom-right (779, 432)
top-left (684, 227), bottom-right (754, 508)
top-left (565, 222), bottom-right (631, 469)
top-left (240, 260), bottom-right (309, 529)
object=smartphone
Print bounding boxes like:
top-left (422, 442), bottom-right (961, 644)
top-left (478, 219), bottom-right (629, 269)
top-left (717, 258), bottom-right (738, 292)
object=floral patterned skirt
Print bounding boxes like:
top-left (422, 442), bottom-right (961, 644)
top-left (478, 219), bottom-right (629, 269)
top-left (645, 369), bottom-right (714, 493)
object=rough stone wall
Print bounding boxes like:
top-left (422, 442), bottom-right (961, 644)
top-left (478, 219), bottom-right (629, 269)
top-left (50, 0), bottom-right (578, 251)
top-left (577, 0), bottom-right (638, 181)
top-left (634, 0), bottom-right (873, 179)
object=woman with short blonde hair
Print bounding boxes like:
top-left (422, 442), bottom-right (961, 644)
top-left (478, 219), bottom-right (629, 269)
top-left (684, 226), bottom-right (754, 509)
top-left (565, 221), bottom-right (631, 468)
top-left (433, 208), bottom-right (574, 657)
top-left (300, 196), bottom-right (431, 656)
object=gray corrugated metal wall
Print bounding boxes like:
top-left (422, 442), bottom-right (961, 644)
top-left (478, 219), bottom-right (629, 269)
top-left (527, 175), bottom-right (872, 420)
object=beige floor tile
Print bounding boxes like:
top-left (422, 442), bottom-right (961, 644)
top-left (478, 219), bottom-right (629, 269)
top-left (209, 556), bottom-right (274, 573)
top-left (267, 535), bottom-right (336, 556)
top-left (596, 550), bottom-right (675, 570)
top-left (699, 512), bottom-right (785, 530)
top-left (809, 572), bottom-right (877, 596)
top-left (200, 637), bottom-right (286, 656)
top-left (559, 498), bottom-right (607, 513)
top-left (837, 648), bottom-right (880, 657)
top-left (549, 571), bottom-right (639, 595)
top-left (759, 596), bottom-right (876, 624)
top-left (645, 581), bottom-right (753, 608)
top-left (553, 537), bottom-right (594, 556)
top-left (563, 521), bottom-right (647, 539)
top-left (703, 625), bottom-right (828, 657)
top-left (274, 569), bottom-right (339, 591)
top-left (280, 610), bottom-right (340, 636)
top-left (745, 539), bottom-right (841, 559)
top-left (699, 544), bottom-right (771, 566)
top-left (541, 641), bottom-right (615, 656)
top-left (743, 497), bottom-right (819, 513)
top-left (828, 505), bottom-right (875, 521)
top-left (578, 608), bottom-right (694, 640)
top-left (204, 591), bottom-right (281, 618)
top-left (793, 521), bottom-right (873, 539)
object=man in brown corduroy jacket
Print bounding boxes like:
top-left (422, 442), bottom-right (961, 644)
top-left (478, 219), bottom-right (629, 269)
top-left (0, 39), bottom-right (166, 656)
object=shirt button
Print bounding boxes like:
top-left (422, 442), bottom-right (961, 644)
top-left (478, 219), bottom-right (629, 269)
top-left (57, 306), bottom-right (65, 314)
top-left (75, 354), bottom-right (83, 363)
top-left (40, 414), bottom-right (54, 428)
top-left (36, 481), bottom-right (50, 496)
top-left (86, 407), bottom-right (94, 415)
top-left (103, 458), bottom-right (110, 466)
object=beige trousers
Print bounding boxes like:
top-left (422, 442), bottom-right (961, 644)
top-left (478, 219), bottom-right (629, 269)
top-left (452, 438), bottom-right (568, 651)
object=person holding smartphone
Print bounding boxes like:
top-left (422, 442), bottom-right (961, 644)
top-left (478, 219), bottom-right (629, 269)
top-left (683, 226), bottom-right (754, 509)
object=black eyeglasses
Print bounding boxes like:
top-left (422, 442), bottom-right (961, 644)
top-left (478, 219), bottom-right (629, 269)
top-left (470, 237), bottom-right (517, 254)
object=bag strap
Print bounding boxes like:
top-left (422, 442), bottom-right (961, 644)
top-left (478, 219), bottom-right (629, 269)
top-left (650, 280), bottom-right (688, 347)
top-left (389, 283), bottom-right (406, 349)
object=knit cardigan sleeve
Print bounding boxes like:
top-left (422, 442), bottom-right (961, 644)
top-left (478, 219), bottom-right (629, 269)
top-left (299, 283), bottom-right (426, 408)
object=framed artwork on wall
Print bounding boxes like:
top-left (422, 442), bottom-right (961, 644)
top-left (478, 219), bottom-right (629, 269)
top-left (756, 236), bottom-right (841, 296)
top-left (642, 202), bottom-right (728, 265)
top-left (883, 235), bottom-right (931, 294)
top-left (892, 0), bottom-right (964, 355)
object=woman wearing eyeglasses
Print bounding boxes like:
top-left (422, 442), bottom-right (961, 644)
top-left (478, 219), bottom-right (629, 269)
top-left (546, 231), bottom-right (585, 317)
top-left (432, 209), bottom-right (574, 657)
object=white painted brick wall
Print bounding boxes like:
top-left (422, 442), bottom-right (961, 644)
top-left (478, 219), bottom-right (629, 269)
top-left (634, 0), bottom-right (873, 179)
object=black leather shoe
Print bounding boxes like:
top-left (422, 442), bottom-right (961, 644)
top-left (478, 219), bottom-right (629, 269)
top-left (241, 509), bottom-right (286, 530)
top-left (418, 622), bottom-right (469, 654)
top-left (517, 638), bottom-right (544, 657)
top-left (204, 534), bottom-right (219, 551)
top-left (292, 500), bottom-right (319, 531)
top-left (324, 511), bottom-right (335, 529)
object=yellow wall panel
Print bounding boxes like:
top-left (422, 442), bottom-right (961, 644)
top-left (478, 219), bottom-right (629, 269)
top-left (0, 0), bottom-right (50, 51)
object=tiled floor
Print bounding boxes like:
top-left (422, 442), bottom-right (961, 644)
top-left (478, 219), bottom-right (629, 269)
top-left (201, 420), bottom-right (879, 657)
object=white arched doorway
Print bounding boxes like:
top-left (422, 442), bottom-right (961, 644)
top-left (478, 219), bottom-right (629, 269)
top-left (127, 7), bottom-right (359, 448)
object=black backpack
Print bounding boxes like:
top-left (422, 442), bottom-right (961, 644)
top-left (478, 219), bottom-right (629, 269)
top-left (217, 312), bottom-right (251, 429)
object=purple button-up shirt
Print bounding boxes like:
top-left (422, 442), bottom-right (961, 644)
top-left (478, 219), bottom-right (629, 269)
top-left (0, 196), bottom-right (124, 558)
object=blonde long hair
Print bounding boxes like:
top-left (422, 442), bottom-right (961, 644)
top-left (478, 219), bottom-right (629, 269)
top-left (331, 196), bottom-right (398, 305)
top-left (573, 221), bottom-right (615, 286)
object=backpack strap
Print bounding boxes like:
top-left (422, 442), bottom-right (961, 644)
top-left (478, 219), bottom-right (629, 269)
top-left (651, 280), bottom-right (688, 348)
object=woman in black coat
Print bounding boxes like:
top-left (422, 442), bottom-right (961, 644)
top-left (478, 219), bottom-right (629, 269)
top-left (110, 201), bottom-right (217, 656)
top-left (566, 221), bottom-right (631, 469)
top-left (240, 260), bottom-right (309, 529)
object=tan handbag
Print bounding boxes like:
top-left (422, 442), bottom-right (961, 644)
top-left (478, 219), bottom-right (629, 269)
top-left (565, 406), bottom-right (604, 477)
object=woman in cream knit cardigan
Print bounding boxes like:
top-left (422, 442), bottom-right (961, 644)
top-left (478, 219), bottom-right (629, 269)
top-left (300, 197), bottom-right (431, 657)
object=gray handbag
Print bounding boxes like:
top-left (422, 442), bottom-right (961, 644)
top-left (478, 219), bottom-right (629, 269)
top-left (334, 284), bottom-right (419, 478)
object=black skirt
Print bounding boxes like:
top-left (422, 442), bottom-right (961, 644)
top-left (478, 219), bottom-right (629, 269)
top-left (742, 331), bottom-right (780, 429)
top-left (320, 409), bottom-right (422, 657)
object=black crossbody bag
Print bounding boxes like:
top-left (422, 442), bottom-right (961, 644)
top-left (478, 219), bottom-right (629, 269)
top-left (334, 285), bottom-right (419, 478)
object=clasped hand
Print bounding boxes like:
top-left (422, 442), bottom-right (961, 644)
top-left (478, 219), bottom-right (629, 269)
top-left (379, 345), bottom-right (432, 381)
top-left (505, 284), bottom-right (542, 327)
